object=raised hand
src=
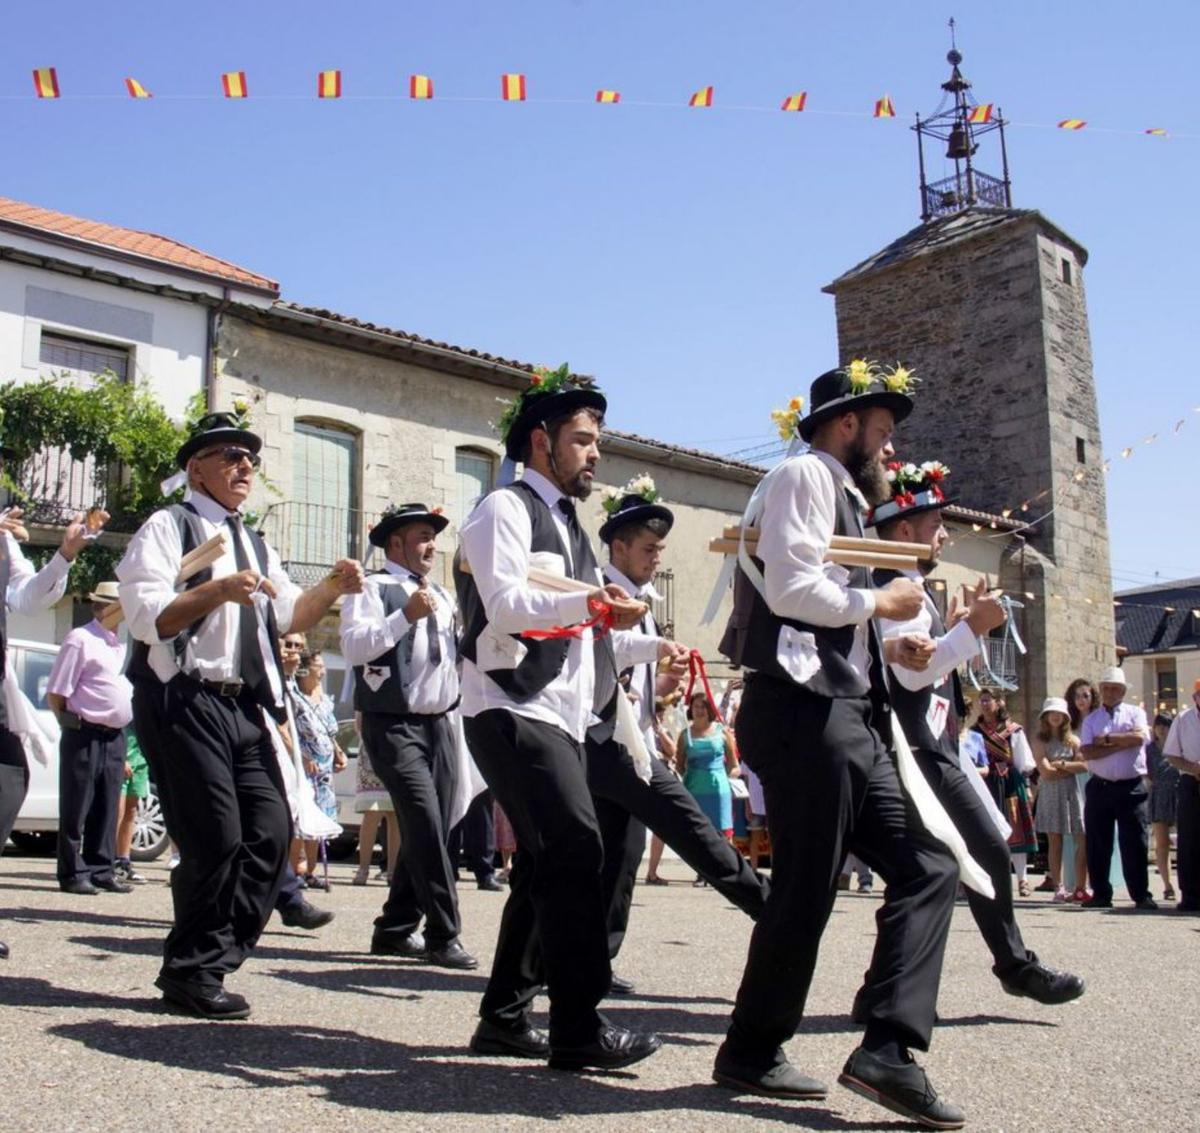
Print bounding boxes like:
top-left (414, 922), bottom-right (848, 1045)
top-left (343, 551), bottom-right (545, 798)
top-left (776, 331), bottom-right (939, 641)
top-left (222, 569), bottom-right (277, 606)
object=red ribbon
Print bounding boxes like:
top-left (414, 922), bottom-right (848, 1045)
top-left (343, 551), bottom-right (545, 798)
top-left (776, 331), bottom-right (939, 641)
top-left (520, 598), bottom-right (615, 641)
top-left (682, 649), bottom-right (725, 723)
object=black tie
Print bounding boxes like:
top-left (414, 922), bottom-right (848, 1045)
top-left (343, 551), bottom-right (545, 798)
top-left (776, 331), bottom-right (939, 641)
top-left (557, 498), bottom-right (617, 714)
top-left (402, 575), bottom-right (442, 667)
top-left (226, 515), bottom-right (275, 713)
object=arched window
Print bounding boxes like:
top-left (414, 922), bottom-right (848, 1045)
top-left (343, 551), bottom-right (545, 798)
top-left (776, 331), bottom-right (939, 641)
top-left (285, 420), bottom-right (360, 583)
top-left (455, 447), bottom-right (495, 526)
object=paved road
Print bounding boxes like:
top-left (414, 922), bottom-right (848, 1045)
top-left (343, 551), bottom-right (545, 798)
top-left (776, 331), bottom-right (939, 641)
top-left (1, 852), bottom-right (1194, 1132)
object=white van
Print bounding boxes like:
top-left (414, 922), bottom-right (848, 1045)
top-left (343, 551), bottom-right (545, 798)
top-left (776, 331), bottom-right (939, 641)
top-left (7, 638), bottom-right (169, 861)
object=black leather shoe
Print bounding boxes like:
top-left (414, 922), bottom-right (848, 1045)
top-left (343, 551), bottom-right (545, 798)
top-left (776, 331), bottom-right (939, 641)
top-left (93, 876), bottom-right (133, 894)
top-left (425, 940), bottom-right (479, 970)
top-left (549, 1025), bottom-right (662, 1071)
top-left (1133, 896), bottom-right (1159, 911)
top-left (477, 875), bottom-right (504, 891)
top-left (60, 878), bottom-right (99, 895)
top-left (999, 959), bottom-right (1085, 1005)
top-left (1080, 895), bottom-right (1113, 909)
top-left (0, 940), bottom-right (9, 960)
top-left (280, 900), bottom-right (335, 930)
top-left (839, 1047), bottom-right (965, 1130)
top-left (608, 974), bottom-right (636, 996)
top-left (713, 1046), bottom-right (828, 1099)
top-left (470, 1018), bottom-right (550, 1059)
top-left (371, 931), bottom-right (426, 957)
top-left (155, 975), bottom-right (251, 1020)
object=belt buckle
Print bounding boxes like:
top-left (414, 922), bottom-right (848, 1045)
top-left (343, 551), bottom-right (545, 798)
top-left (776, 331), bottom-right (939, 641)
top-left (216, 680), bottom-right (242, 697)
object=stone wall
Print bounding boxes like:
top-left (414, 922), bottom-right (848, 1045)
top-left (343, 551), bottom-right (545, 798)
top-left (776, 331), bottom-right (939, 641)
top-left (829, 213), bottom-right (1115, 705)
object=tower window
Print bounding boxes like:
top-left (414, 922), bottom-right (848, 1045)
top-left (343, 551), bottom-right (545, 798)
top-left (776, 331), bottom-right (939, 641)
top-left (1060, 259), bottom-right (1073, 285)
top-left (1075, 437), bottom-right (1086, 463)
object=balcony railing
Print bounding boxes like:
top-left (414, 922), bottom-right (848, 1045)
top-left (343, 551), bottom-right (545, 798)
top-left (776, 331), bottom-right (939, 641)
top-left (260, 501), bottom-right (365, 590)
top-left (922, 169), bottom-right (1009, 220)
top-left (650, 569), bottom-right (675, 639)
top-left (11, 449), bottom-right (137, 532)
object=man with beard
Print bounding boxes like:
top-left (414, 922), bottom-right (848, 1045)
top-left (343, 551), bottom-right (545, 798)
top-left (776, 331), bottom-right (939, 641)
top-left (456, 367), bottom-right (662, 1072)
top-left (714, 363), bottom-right (965, 1129)
top-left (341, 503), bottom-right (477, 970)
top-left (589, 483), bottom-right (769, 992)
top-left (870, 460), bottom-right (1085, 1005)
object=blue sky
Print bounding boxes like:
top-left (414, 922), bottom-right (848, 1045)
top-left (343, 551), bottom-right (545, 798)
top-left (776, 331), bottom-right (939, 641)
top-left (3, 1), bottom-right (1196, 590)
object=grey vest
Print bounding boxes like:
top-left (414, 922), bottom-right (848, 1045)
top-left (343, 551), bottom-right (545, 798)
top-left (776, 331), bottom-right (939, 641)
top-left (0, 535), bottom-right (10, 728)
top-left (720, 479), bottom-right (888, 702)
top-left (352, 571), bottom-right (455, 716)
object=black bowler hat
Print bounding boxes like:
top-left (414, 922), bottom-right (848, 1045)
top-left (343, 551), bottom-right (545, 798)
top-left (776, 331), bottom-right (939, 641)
top-left (797, 360), bottom-right (916, 442)
top-left (369, 502), bottom-right (450, 548)
top-left (599, 493), bottom-right (675, 545)
top-left (175, 410), bottom-right (262, 469)
top-left (866, 459), bottom-right (957, 528)
top-left (499, 364), bottom-right (607, 462)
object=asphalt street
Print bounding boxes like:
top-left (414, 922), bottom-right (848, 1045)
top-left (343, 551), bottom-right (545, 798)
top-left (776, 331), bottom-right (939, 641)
top-left (1, 852), bottom-right (1194, 1133)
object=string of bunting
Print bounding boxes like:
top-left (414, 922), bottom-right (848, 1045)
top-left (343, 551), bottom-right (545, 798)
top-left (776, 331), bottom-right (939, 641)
top-left (18, 67), bottom-right (1192, 139)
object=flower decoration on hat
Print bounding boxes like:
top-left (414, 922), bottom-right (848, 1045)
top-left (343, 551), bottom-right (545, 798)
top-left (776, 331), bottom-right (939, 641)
top-left (843, 358), bottom-right (880, 395)
top-left (497, 363), bottom-right (578, 443)
top-left (769, 395), bottom-right (806, 441)
top-left (868, 459), bottom-right (951, 526)
top-left (601, 473), bottom-right (660, 516)
top-left (881, 363), bottom-right (919, 395)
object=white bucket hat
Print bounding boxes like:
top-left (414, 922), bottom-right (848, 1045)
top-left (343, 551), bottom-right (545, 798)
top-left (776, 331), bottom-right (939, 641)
top-left (1039, 696), bottom-right (1069, 718)
top-left (1099, 666), bottom-right (1127, 687)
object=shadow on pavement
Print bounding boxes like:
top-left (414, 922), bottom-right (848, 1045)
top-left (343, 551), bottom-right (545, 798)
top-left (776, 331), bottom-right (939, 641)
top-left (3, 906), bottom-right (173, 930)
top-left (0, 976), bottom-right (160, 1014)
top-left (46, 1018), bottom-right (913, 1128)
top-left (267, 964), bottom-right (489, 998)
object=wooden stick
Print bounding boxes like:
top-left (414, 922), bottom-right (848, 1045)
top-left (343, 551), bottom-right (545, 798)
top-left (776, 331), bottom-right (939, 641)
top-left (457, 559), bottom-right (648, 618)
top-left (177, 544), bottom-right (224, 584)
top-left (96, 539), bottom-right (230, 631)
top-left (180, 532), bottom-right (227, 574)
top-left (720, 527), bottom-right (931, 559)
top-left (708, 538), bottom-right (919, 571)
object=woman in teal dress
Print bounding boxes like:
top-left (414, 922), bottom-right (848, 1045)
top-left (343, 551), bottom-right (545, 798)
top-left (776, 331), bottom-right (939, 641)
top-left (674, 691), bottom-right (741, 876)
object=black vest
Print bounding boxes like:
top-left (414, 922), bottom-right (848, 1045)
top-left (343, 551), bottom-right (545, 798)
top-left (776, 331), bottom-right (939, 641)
top-left (455, 481), bottom-right (617, 725)
top-left (127, 503), bottom-right (284, 720)
top-left (720, 469), bottom-right (887, 702)
top-left (352, 571), bottom-right (454, 716)
top-left (873, 568), bottom-right (966, 762)
top-left (0, 534), bottom-right (11, 728)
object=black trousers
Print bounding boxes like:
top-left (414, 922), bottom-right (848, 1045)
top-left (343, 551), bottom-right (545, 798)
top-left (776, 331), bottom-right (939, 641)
top-left (361, 710), bottom-right (461, 947)
top-left (134, 677), bottom-right (290, 987)
top-left (588, 735), bottom-right (770, 958)
top-left (56, 725), bottom-right (126, 886)
top-left (451, 788), bottom-right (497, 882)
top-left (1175, 776), bottom-right (1200, 908)
top-left (274, 863), bottom-right (307, 913)
top-left (465, 709), bottom-right (610, 1047)
top-left (1084, 776), bottom-right (1150, 903)
top-left (0, 729), bottom-right (29, 854)
top-left (724, 676), bottom-right (958, 1067)
top-left (914, 747), bottom-right (1028, 975)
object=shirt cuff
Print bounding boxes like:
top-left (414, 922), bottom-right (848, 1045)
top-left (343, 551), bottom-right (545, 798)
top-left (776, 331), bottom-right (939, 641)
top-left (627, 634), bottom-right (663, 665)
top-left (851, 587), bottom-right (877, 621)
top-left (557, 591), bottom-right (594, 626)
top-left (385, 607), bottom-right (412, 643)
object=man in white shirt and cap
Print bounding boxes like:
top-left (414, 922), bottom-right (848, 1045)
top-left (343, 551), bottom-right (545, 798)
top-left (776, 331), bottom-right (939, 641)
top-left (340, 502), bottom-right (477, 971)
top-left (870, 458), bottom-right (1084, 1005)
top-left (117, 409), bottom-right (363, 1019)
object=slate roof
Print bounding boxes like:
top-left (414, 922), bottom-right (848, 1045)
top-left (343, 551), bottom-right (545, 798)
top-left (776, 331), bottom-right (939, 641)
top-left (1114, 578), bottom-right (1200, 655)
top-left (0, 195), bottom-right (279, 294)
top-left (823, 207), bottom-right (1089, 292)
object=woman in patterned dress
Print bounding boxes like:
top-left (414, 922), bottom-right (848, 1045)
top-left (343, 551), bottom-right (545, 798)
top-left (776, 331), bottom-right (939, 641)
top-left (972, 689), bottom-right (1038, 897)
top-left (293, 650), bottom-right (346, 886)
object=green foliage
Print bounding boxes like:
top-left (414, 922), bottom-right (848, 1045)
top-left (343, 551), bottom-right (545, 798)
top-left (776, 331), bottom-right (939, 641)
top-left (21, 541), bottom-right (122, 602)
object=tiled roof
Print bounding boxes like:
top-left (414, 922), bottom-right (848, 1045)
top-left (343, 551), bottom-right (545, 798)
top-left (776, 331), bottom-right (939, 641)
top-left (1115, 579), bottom-right (1200, 655)
top-left (0, 195), bottom-right (279, 294)
top-left (823, 207), bottom-right (1089, 292)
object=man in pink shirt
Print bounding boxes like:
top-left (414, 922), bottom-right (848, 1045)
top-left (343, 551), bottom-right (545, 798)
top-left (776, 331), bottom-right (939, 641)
top-left (46, 582), bottom-right (134, 895)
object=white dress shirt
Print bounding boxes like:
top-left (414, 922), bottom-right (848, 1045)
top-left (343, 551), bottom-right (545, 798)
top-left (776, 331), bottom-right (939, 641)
top-left (459, 469), bottom-right (603, 742)
top-left (753, 450), bottom-right (876, 684)
top-left (340, 559), bottom-right (460, 715)
top-left (5, 531), bottom-right (71, 614)
top-left (116, 489), bottom-right (301, 706)
top-left (1163, 706), bottom-right (1200, 764)
top-left (605, 562), bottom-right (664, 742)
top-left (878, 570), bottom-right (977, 692)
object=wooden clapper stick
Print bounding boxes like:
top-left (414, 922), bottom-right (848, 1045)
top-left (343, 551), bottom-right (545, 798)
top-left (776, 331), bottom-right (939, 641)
top-left (709, 528), bottom-right (933, 571)
top-left (99, 531), bottom-right (229, 632)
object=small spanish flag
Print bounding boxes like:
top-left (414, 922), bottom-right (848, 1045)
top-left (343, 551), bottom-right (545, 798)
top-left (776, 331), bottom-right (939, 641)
top-left (595, 89), bottom-right (620, 104)
top-left (874, 95), bottom-right (895, 118)
top-left (1057, 118), bottom-right (1086, 130)
top-left (317, 70), bottom-right (342, 99)
top-left (125, 77), bottom-right (152, 99)
top-left (968, 103), bottom-right (993, 124)
top-left (501, 73), bottom-right (526, 101)
top-left (32, 68), bottom-right (60, 99)
top-left (689, 86), bottom-right (714, 108)
top-left (780, 92), bottom-right (807, 112)
top-left (222, 71), bottom-right (248, 99)
top-left (410, 74), bottom-right (434, 100)
top-left (1145, 127), bottom-right (1167, 136)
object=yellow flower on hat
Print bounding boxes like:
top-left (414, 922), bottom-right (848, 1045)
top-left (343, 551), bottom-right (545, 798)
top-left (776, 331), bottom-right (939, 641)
top-left (881, 363), bottom-right (919, 394)
top-left (844, 358), bottom-right (878, 395)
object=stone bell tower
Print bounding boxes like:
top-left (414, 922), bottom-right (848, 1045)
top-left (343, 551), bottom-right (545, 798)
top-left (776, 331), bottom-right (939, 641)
top-left (822, 39), bottom-right (1114, 704)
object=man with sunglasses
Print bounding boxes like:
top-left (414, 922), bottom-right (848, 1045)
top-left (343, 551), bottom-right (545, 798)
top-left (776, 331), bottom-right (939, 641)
top-left (118, 410), bottom-right (363, 1019)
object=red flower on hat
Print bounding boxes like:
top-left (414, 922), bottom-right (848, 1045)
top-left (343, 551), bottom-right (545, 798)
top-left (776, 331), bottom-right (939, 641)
top-left (931, 485), bottom-right (944, 502)
top-left (925, 467), bottom-right (945, 482)
top-left (887, 461), bottom-right (902, 472)
top-left (431, 506), bottom-right (444, 515)
top-left (897, 491), bottom-right (916, 507)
